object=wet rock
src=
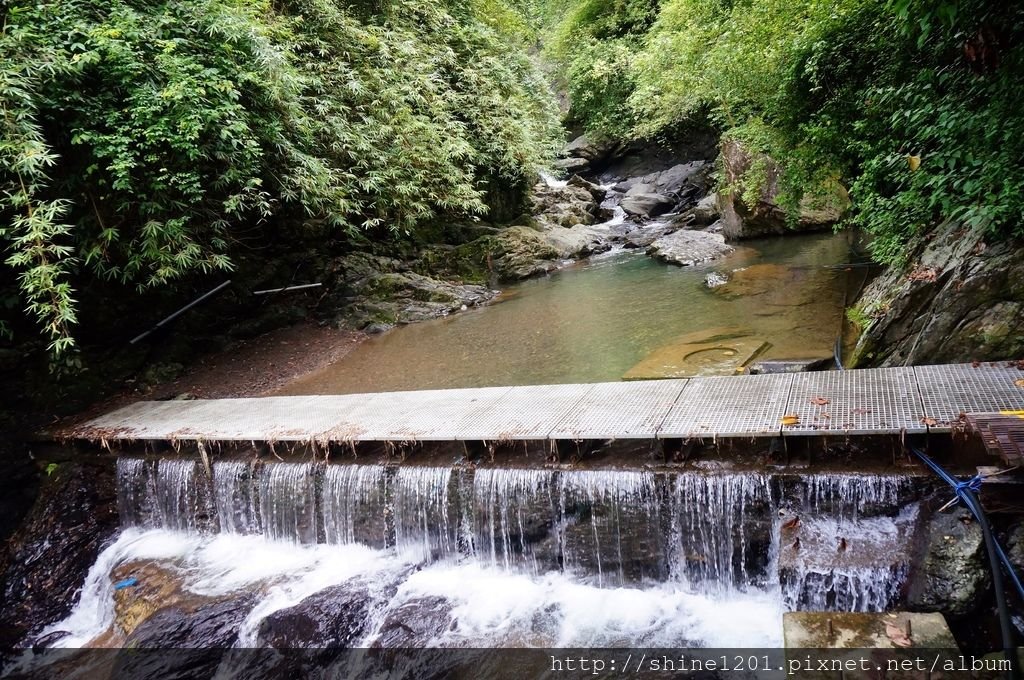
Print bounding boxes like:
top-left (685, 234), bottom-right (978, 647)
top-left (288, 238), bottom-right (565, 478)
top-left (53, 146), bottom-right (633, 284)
top-left (623, 220), bottom-right (679, 249)
top-left (647, 230), bottom-right (734, 266)
top-left (906, 510), bottom-right (990, 617)
top-left (613, 161), bottom-right (709, 196)
top-left (621, 193), bottom-right (675, 218)
top-left (553, 157), bottom-right (589, 173)
top-left (371, 596), bottom-right (456, 648)
top-left (747, 358), bottom-right (834, 374)
top-left (112, 562), bottom-right (188, 637)
top-left (364, 323), bottom-right (393, 335)
top-left (257, 581), bottom-right (372, 649)
top-left (1007, 523), bottom-right (1024, 572)
top-left (559, 135), bottom-right (620, 174)
top-left (718, 139), bottom-right (849, 240)
top-left (849, 219), bottom-right (1024, 367)
top-left (112, 595), bottom-right (257, 680)
top-left (566, 175), bottom-right (608, 203)
top-left (0, 460), bottom-right (118, 648)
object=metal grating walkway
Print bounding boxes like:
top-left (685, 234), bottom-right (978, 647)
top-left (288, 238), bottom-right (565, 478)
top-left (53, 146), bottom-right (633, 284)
top-left (69, 362), bottom-right (1024, 444)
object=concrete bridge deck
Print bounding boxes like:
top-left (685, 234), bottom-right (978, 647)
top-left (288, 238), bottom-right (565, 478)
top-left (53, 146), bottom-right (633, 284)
top-left (69, 362), bottom-right (1024, 444)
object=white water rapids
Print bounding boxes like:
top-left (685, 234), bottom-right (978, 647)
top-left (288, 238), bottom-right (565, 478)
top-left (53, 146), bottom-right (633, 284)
top-left (35, 460), bottom-right (922, 651)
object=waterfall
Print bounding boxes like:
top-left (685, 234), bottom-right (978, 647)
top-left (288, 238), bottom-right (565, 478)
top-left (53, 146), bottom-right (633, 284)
top-left (116, 457), bottom-right (211, 532)
top-left (796, 473), bottom-right (915, 522)
top-left (213, 460), bottom-right (260, 535)
top-left (116, 457), bottom-right (152, 528)
top-left (670, 472), bottom-right (774, 592)
top-left (109, 457), bottom-right (923, 613)
top-left (392, 466), bottom-right (456, 561)
top-left (257, 462), bottom-right (317, 543)
top-left (322, 464), bottom-right (389, 547)
top-left (471, 468), bottom-right (554, 572)
top-left (558, 469), bottom-right (663, 586)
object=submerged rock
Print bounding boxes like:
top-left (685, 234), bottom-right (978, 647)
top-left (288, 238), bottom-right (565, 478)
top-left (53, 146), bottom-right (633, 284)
top-left (647, 230), bottom-right (735, 266)
top-left (704, 271), bottom-right (729, 288)
top-left (0, 461), bottom-right (118, 647)
top-left (906, 510), bottom-right (990, 617)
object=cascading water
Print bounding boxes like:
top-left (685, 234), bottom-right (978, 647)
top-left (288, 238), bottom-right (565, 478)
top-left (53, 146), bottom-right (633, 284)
top-left (321, 463), bottom-right (389, 547)
top-left (778, 474), bottom-right (920, 612)
top-left (392, 466), bottom-right (456, 561)
top-left (257, 462), bottom-right (317, 543)
top-left (39, 459), bottom-right (926, 654)
top-left (558, 470), bottom-right (663, 586)
top-left (670, 472), bottom-right (774, 591)
top-left (213, 460), bottom-right (261, 535)
top-left (471, 468), bottom-right (554, 572)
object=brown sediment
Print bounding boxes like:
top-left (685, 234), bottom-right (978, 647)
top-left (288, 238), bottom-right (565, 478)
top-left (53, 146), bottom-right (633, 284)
top-left (58, 323), bottom-right (367, 431)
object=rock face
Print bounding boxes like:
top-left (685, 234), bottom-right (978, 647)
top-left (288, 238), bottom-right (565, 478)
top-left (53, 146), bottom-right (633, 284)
top-left (325, 252), bottom-right (497, 330)
top-left (906, 510), bottom-right (990, 617)
top-left (0, 460), bottom-right (118, 648)
top-left (718, 139), bottom-right (849, 240)
top-left (849, 220), bottom-right (1024, 366)
top-left (647, 230), bottom-right (735, 266)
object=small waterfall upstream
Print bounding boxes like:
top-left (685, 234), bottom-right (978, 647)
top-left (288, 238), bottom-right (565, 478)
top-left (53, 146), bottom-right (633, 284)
top-left (50, 458), bottom-right (925, 652)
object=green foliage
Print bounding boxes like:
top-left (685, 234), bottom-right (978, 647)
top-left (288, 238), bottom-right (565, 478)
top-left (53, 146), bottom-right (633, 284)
top-left (545, 0), bottom-right (1024, 264)
top-left (0, 0), bottom-right (559, 354)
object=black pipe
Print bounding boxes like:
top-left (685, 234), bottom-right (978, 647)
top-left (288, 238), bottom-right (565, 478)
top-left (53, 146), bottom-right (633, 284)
top-left (960, 487), bottom-right (1019, 680)
top-left (129, 280), bottom-right (233, 345)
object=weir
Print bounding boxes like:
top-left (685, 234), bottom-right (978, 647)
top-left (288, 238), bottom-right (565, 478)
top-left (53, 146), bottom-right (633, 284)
top-left (114, 457), bottom-right (927, 612)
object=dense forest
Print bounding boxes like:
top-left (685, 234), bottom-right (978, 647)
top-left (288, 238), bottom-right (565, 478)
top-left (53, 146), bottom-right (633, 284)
top-left (1, 0), bottom-right (1022, 370)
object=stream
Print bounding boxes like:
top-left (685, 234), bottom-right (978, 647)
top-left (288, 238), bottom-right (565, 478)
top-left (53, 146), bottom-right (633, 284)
top-left (281, 231), bottom-right (859, 395)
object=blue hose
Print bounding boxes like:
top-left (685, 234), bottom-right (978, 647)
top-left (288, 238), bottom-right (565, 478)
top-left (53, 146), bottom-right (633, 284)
top-left (911, 447), bottom-right (1021, 680)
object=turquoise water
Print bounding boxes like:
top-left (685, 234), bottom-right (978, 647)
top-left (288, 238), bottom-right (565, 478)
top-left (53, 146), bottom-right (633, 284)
top-left (283, 231), bottom-right (856, 395)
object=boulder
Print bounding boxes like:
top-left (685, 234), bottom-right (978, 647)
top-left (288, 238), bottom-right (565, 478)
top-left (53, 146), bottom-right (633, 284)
top-left (613, 161), bottom-right (709, 196)
top-left (560, 135), bottom-right (619, 167)
top-left (906, 510), bottom-right (990, 617)
top-left (718, 139), bottom-right (849, 240)
top-left (531, 182), bottom-right (601, 229)
top-left (553, 157), bottom-right (589, 173)
top-left (849, 219), bottom-right (1024, 367)
top-left (258, 581), bottom-right (372, 650)
top-left (566, 175), bottom-right (607, 203)
top-left (689, 193), bottom-right (720, 226)
top-left (327, 252), bottom-right (497, 329)
top-left (621, 193), bottom-right (676, 218)
top-left (371, 596), bottom-right (456, 648)
top-left (647, 230), bottom-right (735, 266)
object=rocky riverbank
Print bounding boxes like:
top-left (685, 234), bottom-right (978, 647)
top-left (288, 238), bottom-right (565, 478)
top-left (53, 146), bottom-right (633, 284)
top-left (848, 219), bottom-right (1024, 366)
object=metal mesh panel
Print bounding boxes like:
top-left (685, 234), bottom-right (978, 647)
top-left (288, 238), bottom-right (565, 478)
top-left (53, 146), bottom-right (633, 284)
top-left (658, 373), bottom-right (794, 438)
top-left (549, 380), bottom-right (688, 440)
top-left (348, 386), bottom-right (513, 441)
top-left (784, 367), bottom-right (926, 435)
top-left (916, 362), bottom-right (1024, 430)
top-left (455, 384), bottom-right (596, 441)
